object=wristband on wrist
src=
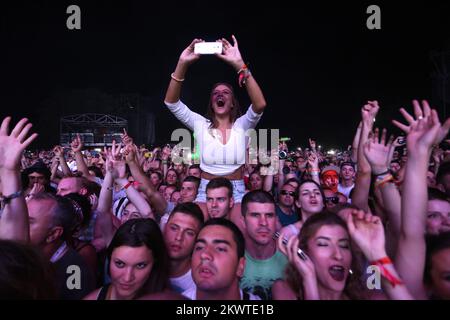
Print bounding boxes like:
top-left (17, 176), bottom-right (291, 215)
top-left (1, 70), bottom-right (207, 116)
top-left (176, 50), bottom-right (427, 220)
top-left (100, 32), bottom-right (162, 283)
top-left (0, 190), bottom-right (24, 207)
top-left (374, 174), bottom-right (394, 189)
top-left (121, 181), bottom-right (133, 190)
top-left (171, 73), bottom-right (185, 82)
top-left (370, 257), bottom-right (404, 287)
top-left (237, 64), bottom-right (251, 87)
top-left (373, 169), bottom-right (390, 177)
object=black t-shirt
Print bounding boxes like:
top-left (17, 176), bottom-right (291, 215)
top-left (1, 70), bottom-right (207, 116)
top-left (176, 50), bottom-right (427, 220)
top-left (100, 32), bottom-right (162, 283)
top-left (53, 247), bottom-right (96, 300)
top-left (275, 204), bottom-right (299, 227)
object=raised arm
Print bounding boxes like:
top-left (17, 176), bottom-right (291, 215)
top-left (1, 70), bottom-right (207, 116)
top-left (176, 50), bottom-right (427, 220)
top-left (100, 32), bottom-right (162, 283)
top-left (346, 209), bottom-right (413, 300)
top-left (352, 101), bottom-right (379, 211)
top-left (363, 129), bottom-right (402, 244)
top-left (307, 151), bottom-right (321, 185)
top-left (95, 146), bottom-right (117, 248)
top-left (276, 234), bottom-right (320, 300)
top-left (164, 39), bottom-right (203, 104)
top-left (216, 35), bottom-right (267, 113)
top-left (71, 135), bottom-right (95, 181)
top-left (394, 100), bottom-right (445, 299)
top-left (53, 145), bottom-right (72, 177)
top-left (124, 144), bottom-right (167, 216)
top-left (351, 122), bottom-right (362, 163)
top-left (0, 117), bottom-right (38, 242)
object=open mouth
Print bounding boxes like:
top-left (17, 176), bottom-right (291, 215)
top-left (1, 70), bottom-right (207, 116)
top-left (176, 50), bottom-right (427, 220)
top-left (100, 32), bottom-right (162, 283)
top-left (328, 265), bottom-right (346, 282)
top-left (198, 266), bottom-right (214, 278)
top-left (216, 98), bottom-right (225, 107)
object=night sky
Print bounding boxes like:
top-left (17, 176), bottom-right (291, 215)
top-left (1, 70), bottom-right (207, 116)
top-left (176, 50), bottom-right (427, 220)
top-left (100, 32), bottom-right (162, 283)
top-left (2, 1), bottom-right (450, 150)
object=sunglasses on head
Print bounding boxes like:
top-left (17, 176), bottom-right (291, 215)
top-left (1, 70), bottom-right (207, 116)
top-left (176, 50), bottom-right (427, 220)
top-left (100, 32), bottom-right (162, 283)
top-left (280, 190), bottom-right (296, 197)
top-left (325, 196), bottom-right (339, 204)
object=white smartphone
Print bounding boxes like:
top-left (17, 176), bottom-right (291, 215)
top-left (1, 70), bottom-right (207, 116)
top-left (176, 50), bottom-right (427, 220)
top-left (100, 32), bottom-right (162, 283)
top-left (194, 42), bottom-right (223, 54)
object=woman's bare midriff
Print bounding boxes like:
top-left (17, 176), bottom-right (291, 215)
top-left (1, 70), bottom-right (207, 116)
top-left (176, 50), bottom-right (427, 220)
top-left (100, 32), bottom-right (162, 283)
top-left (201, 165), bottom-right (243, 181)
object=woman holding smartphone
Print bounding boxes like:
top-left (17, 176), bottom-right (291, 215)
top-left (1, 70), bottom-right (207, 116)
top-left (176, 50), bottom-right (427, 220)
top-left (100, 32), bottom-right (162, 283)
top-left (164, 36), bottom-right (267, 222)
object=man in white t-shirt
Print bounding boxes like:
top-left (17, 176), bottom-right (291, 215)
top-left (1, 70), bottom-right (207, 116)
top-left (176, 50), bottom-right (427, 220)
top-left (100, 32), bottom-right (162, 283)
top-left (182, 218), bottom-right (260, 300)
top-left (163, 202), bottom-right (204, 293)
top-left (338, 162), bottom-right (355, 202)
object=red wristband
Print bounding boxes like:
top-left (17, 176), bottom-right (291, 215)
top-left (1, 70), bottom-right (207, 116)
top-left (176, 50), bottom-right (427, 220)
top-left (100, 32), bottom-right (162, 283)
top-left (122, 181), bottom-right (133, 190)
top-left (237, 64), bottom-right (251, 87)
top-left (370, 257), bottom-right (393, 265)
top-left (370, 257), bottom-right (404, 288)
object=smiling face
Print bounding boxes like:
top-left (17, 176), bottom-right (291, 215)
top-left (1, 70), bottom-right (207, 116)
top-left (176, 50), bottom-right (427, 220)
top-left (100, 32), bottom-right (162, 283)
top-left (110, 245), bottom-right (154, 300)
top-left (306, 225), bottom-right (352, 295)
top-left (427, 200), bottom-right (450, 235)
top-left (210, 84), bottom-right (234, 117)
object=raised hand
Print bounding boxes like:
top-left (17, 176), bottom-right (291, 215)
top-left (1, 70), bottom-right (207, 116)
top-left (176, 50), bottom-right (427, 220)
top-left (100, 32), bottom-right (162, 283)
top-left (307, 151), bottom-right (319, 169)
top-left (280, 235), bottom-right (316, 280)
top-left (30, 182), bottom-right (45, 195)
top-left (0, 117), bottom-right (38, 171)
top-left (392, 100), bottom-right (450, 145)
top-left (179, 39), bottom-right (203, 66)
top-left (53, 145), bottom-right (64, 159)
top-left (108, 140), bottom-right (126, 180)
top-left (346, 209), bottom-right (386, 262)
top-left (71, 134), bottom-right (84, 153)
top-left (123, 144), bottom-right (138, 164)
top-left (363, 128), bottom-right (395, 174)
top-left (215, 35), bottom-right (245, 71)
top-left (361, 101), bottom-right (380, 126)
top-left (406, 110), bottom-right (441, 155)
top-left (121, 128), bottom-right (133, 146)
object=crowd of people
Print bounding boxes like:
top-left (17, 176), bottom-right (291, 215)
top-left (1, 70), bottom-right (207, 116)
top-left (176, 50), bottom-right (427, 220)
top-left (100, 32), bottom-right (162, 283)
top-left (0, 36), bottom-right (450, 300)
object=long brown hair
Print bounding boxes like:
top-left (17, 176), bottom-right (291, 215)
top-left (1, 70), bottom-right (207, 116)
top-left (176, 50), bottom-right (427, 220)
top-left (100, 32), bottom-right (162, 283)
top-left (206, 83), bottom-right (242, 129)
top-left (284, 211), bottom-right (367, 300)
top-left (107, 219), bottom-right (170, 298)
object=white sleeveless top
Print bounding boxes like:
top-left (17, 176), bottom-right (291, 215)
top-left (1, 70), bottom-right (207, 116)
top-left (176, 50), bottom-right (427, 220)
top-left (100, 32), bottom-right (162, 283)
top-left (165, 100), bottom-right (263, 176)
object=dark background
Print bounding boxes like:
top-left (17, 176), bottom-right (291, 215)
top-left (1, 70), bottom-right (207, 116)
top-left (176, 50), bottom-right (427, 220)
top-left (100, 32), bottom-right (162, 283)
top-left (1, 1), bottom-right (450, 150)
